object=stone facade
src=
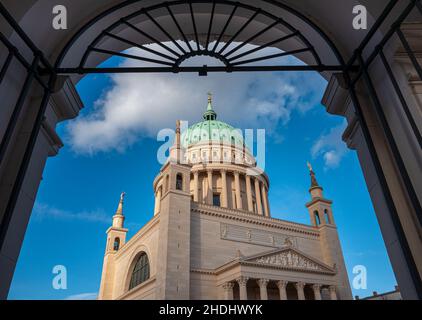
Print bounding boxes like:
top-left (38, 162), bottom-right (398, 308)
top-left (98, 96), bottom-right (352, 300)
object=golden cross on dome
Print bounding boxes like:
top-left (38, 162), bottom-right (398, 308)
top-left (207, 92), bottom-right (212, 104)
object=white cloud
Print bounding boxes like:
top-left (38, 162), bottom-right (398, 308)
top-left (65, 292), bottom-right (98, 300)
top-left (33, 202), bottom-right (110, 224)
top-left (67, 43), bottom-right (326, 154)
top-left (311, 121), bottom-right (349, 169)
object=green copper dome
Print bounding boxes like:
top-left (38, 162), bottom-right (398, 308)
top-left (181, 95), bottom-right (244, 148)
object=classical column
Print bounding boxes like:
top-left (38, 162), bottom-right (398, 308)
top-left (329, 285), bottom-right (338, 300)
top-left (277, 280), bottom-right (288, 300)
top-left (207, 170), bottom-right (213, 205)
top-left (193, 171), bottom-right (199, 202)
top-left (295, 282), bottom-right (305, 300)
top-left (257, 279), bottom-right (269, 300)
top-left (221, 169), bottom-right (228, 208)
top-left (222, 282), bottom-right (234, 300)
top-left (312, 284), bottom-right (322, 300)
top-left (261, 184), bottom-right (270, 217)
top-left (234, 171), bottom-right (243, 210)
top-left (254, 178), bottom-right (263, 215)
top-left (245, 175), bottom-right (253, 212)
top-left (237, 277), bottom-right (249, 300)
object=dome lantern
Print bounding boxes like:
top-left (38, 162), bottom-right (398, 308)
top-left (203, 92), bottom-right (217, 121)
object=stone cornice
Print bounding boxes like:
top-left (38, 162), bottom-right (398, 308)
top-left (342, 116), bottom-right (360, 150)
top-left (305, 197), bottom-right (333, 207)
top-left (191, 261), bottom-right (336, 277)
top-left (106, 226), bottom-right (128, 234)
top-left (322, 73), bottom-right (349, 117)
top-left (191, 268), bottom-right (216, 275)
top-left (192, 203), bottom-right (319, 237)
top-left (50, 77), bottom-right (83, 122)
top-left (40, 120), bottom-right (63, 156)
top-left (190, 164), bottom-right (270, 188)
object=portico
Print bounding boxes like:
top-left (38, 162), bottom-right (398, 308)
top-left (221, 278), bottom-right (337, 300)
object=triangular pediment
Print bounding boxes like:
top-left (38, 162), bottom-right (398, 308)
top-left (242, 247), bottom-right (336, 274)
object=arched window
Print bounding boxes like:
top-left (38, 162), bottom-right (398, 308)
top-left (314, 210), bottom-right (321, 225)
top-left (113, 237), bottom-right (120, 251)
top-left (176, 173), bottom-right (183, 191)
top-left (324, 209), bottom-right (331, 224)
top-left (129, 252), bottom-right (150, 290)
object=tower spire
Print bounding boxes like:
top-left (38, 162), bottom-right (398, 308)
top-left (203, 92), bottom-right (217, 120)
top-left (112, 192), bottom-right (126, 229)
top-left (307, 162), bottom-right (324, 200)
top-left (207, 91), bottom-right (212, 108)
top-left (307, 161), bottom-right (320, 188)
top-left (115, 192), bottom-right (125, 216)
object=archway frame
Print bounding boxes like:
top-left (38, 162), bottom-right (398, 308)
top-left (0, 0), bottom-right (421, 299)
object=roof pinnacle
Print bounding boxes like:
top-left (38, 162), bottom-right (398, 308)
top-left (307, 162), bottom-right (320, 188)
top-left (203, 92), bottom-right (217, 120)
top-left (207, 91), bottom-right (212, 106)
top-left (115, 192), bottom-right (125, 216)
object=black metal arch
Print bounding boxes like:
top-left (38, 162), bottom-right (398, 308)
top-left (54, 0), bottom-right (346, 75)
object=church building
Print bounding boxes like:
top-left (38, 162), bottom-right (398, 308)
top-left (98, 95), bottom-right (352, 300)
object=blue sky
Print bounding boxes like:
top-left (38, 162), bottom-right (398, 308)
top-left (8, 50), bottom-right (396, 300)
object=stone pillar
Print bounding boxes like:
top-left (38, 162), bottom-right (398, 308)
top-left (277, 280), bottom-right (288, 300)
top-left (312, 284), bottom-right (322, 300)
top-left (254, 178), bottom-right (263, 215)
top-left (261, 184), bottom-right (270, 217)
top-left (193, 171), bottom-right (199, 202)
top-left (234, 171), bottom-right (243, 210)
top-left (245, 175), bottom-right (253, 212)
top-left (237, 277), bottom-right (249, 300)
top-left (207, 170), bottom-right (213, 205)
top-left (221, 170), bottom-right (228, 208)
top-left (295, 282), bottom-right (305, 300)
top-left (223, 282), bottom-right (234, 300)
top-left (154, 187), bottom-right (162, 215)
top-left (257, 279), bottom-right (269, 300)
top-left (329, 285), bottom-right (338, 300)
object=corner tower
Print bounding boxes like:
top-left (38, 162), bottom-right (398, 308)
top-left (305, 162), bottom-right (334, 227)
top-left (98, 193), bottom-right (128, 300)
top-left (305, 163), bottom-right (352, 299)
top-left (154, 119), bottom-right (192, 299)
